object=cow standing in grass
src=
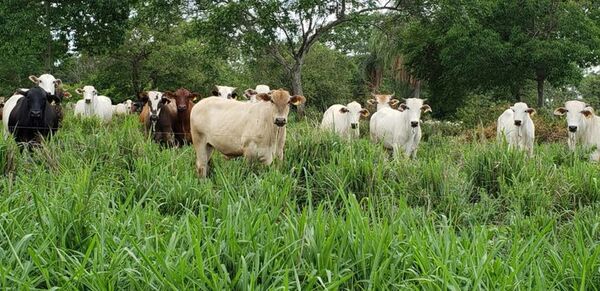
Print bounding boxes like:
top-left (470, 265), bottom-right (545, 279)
top-left (554, 101), bottom-right (600, 161)
top-left (74, 86), bottom-right (113, 122)
top-left (370, 98), bottom-right (431, 158)
top-left (190, 89), bottom-right (305, 177)
top-left (497, 102), bottom-right (536, 156)
top-left (139, 91), bottom-right (177, 146)
top-left (165, 88), bottom-right (198, 145)
top-left (3, 87), bottom-right (59, 144)
top-left (320, 101), bottom-right (370, 139)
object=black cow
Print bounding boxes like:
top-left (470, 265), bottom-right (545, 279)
top-left (7, 87), bottom-right (59, 144)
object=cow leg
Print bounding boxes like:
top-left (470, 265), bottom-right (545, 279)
top-left (192, 134), bottom-right (212, 178)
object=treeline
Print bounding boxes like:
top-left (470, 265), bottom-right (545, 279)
top-left (2, 0), bottom-right (600, 119)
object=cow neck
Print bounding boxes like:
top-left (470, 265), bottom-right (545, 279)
top-left (255, 101), bottom-right (282, 142)
top-left (580, 115), bottom-right (599, 145)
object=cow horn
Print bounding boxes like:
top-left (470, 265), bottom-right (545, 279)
top-left (390, 92), bottom-right (395, 97)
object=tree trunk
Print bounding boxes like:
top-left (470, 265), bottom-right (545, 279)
top-left (290, 61), bottom-right (305, 118)
top-left (536, 77), bottom-right (545, 108)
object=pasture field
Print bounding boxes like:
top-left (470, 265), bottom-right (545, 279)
top-left (1, 111), bottom-right (599, 289)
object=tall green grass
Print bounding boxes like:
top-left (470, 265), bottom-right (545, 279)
top-left (0, 112), bottom-right (599, 289)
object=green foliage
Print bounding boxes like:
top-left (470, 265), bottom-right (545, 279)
top-left (579, 73), bottom-right (600, 108)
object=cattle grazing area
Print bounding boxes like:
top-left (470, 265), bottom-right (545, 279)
top-left (0, 110), bottom-right (599, 289)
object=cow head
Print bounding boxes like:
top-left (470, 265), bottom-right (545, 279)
top-left (140, 91), bottom-right (170, 121)
top-left (75, 86), bottom-right (98, 104)
top-left (554, 100), bottom-right (594, 133)
top-left (124, 100), bottom-right (133, 113)
top-left (29, 74), bottom-right (61, 96)
top-left (213, 85), bottom-right (238, 99)
top-left (510, 102), bottom-right (535, 127)
top-left (24, 87), bottom-right (49, 120)
top-left (367, 93), bottom-right (399, 110)
top-left (165, 88), bottom-right (198, 113)
top-left (398, 98), bottom-right (432, 128)
top-left (340, 101), bottom-right (369, 130)
top-left (257, 89), bottom-right (306, 127)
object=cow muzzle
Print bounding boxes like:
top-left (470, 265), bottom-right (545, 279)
top-left (274, 118), bottom-right (287, 127)
top-left (85, 99), bottom-right (91, 104)
top-left (514, 120), bottom-right (522, 126)
top-left (410, 121), bottom-right (419, 128)
top-left (150, 114), bottom-right (159, 121)
top-left (30, 110), bottom-right (42, 118)
top-left (177, 105), bottom-right (187, 112)
top-left (569, 126), bottom-right (578, 133)
top-left (351, 123), bottom-right (358, 129)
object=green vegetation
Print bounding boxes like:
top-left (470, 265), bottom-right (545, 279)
top-left (1, 112), bottom-right (599, 289)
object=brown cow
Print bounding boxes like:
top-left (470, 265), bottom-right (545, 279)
top-left (138, 91), bottom-right (177, 146)
top-left (164, 88), bottom-right (198, 145)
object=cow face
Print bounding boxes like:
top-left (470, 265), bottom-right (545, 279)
top-left (166, 88), bottom-right (198, 112)
top-left (213, 85), bottom-right (238, 99)
top-left (257, 89), bottom-right (306, 127)
top-left (75, 86), bottom-right (98, 104)
top-left (29, 74), bottom-right (61, 96)
top-left (554, 100), bottom-right (593, 133)
top-left (141, 91), bottom-right (170, 121)
top-left (341, 101), bottom-right (369, 129)
top-left (398, 98), bottom-right (431, 128)
top-left (25, 87), bottom-right (49, 119)
top-left (510, 102), bottom-right (535, 127)
top-left (124, 100), bottom-right (133, 113)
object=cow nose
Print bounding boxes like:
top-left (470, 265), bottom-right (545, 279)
top-left (274, 118), bottom-right (287, 127)
top-left (410, 121), bottom-right (419, 128)
top-left (351, 123), bottom-right (358, 129)
top-left (85, 99), bottom-right (91, 104)
top-left (177, 105), bottom-right (187, 112)
top-left (150, 114), bottom-right (158, 121)
top-left (514, 120), bottom-right (522, 126)
top-left (569, 126), bottom-right (578, 132)
top-left (30, 110), bottom-right (42, 117)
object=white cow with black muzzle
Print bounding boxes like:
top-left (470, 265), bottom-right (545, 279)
top-left (73, 85), bottom-right (113, 122)
top-left (554, 100), bottom-right (600, 161)
top-left (320, 101), bottom-right (370, 139)
top-left (370, 98), bottom-right (431, 158)
top-left (497, 102), bottom-right (536, 155)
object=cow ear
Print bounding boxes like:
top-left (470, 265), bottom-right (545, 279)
top-left (160, 97), bottom-right (171, 104)
top-left (290, 95), bottom-right (306, 106)
top-left (421, 104), bottom-right (432, 113)
top-left (360, 109), bottom-right (370, 118)
top-left (366, 99), bottom-right (376, 105)
top-left (389, 99), bottom-right (400, 106)
top-left (29, 75), bottom-right (40, 84)
top-left (257, 93), bottom-right (271, 102)
top-left (75, 88), bottom-right (84, 95)
top-left (526, 108), bottom-right (536, 115)
top-left (399, 103), bottom-right (408, 110)
top-left (554, 107), bottom-right (567, 116)
top-left (582, 107), bottom-right (594, 118)
top-left (231, 92), bottom-right (238, 99)
top-left (190, 92), bottom-right (200, 100)
top-left (138, 91), bottom-right (149, 102)
top-left (54, 79), bottom-right (62, 86)
top-left (339, 107), bottom-right (349, 113)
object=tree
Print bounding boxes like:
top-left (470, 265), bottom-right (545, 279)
top-left (400, 0), bottom-right (600, 112)
top-left (199, 0), bottom-right (403, 115)
top-left (579, 73), bottom-right (600, 107)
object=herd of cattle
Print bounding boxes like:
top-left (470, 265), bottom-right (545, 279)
top-left (1, 73), bottom-right (600, 178)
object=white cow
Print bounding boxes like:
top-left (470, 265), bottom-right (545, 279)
top-left (190, 89), bottom-right (306, 177)
top-left (497, 102), bottom-right (536, 155)
top-left (370, 98), bottom-right (431, 158)
top-left (367, 93), bottom-right (400, 111)
top-left (554, 101), bottom-right (600, 161)
top-left (243, 84), bottom-right (271, 102)
top-left (74, 86), bottom-right (113, 122)
top-left (212, 85), bottom-right (238, 99)
top-left (28, 74), bottom-right (62, 96)
top-left (114, 100), bottom-right (133, 115)
top-left (321, 101), bottom-right (370, 139)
